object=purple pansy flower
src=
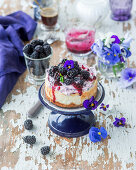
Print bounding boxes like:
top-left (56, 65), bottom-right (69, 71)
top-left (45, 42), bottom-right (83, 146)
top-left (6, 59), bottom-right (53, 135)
top-left (119, 68), bottom-right (136, 88)
top-left (113, 117), bottom-right (126, 127)
top-left (100, 103), bottom-right (109, 111)
top-left (64, 60), bottom-right (74, 70)
top-left (83, 96), bottom-right (98, 110)
top-left (89, 127), bottom-right (107, 143)
top-left (111, 35), bottom-right (120, 44)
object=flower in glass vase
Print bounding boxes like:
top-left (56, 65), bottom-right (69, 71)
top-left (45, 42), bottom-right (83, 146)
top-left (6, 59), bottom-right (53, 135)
top-left (91, 32), bottom-right (132, 78)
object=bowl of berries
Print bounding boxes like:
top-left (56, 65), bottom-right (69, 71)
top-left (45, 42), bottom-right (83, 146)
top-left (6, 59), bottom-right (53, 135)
top-left (23, 39), bottom-right (52, 85)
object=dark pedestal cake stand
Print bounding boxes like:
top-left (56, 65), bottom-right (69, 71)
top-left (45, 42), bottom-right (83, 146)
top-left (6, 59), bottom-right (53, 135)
top-left (38, 82), bottom-right (105, 138)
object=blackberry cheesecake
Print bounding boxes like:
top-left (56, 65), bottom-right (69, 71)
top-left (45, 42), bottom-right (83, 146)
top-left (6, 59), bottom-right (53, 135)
top-left (45, 59), bottom-right (97, 108)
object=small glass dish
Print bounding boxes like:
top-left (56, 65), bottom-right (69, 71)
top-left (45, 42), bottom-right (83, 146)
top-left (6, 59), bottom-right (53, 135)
top-left (23, 48), bottom-right (52, 85)
top-left (65, 25), bottom-right (95, 58)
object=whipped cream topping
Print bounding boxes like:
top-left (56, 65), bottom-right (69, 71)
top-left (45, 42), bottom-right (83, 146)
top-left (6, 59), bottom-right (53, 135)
top-left (46, 64), bottom-right (96, 96)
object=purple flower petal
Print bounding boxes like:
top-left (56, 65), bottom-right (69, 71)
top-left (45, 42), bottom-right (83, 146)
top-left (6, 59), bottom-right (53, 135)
top-left (83, 100), bottom-right (90, 109)
top-left (106, 104), bottom-right (109, 108)
top-left (89, 96), bottom-right (95, 103)
top-left (113, 117), bottom-right (126, 127)
top-left (64, 60), bottom-right (74, 70)
top-left (103, 107), bottom-right (107, 111)
top-left (111, 35), bottom-right (120, 44)
top-left (101, 103), bottom-right (104, 107)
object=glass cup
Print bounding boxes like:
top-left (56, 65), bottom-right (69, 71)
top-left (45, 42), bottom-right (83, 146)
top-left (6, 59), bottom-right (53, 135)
top-left (23, 48), bottom-right (52, 85)
top-left (109, 0), bottom-right (133, 21)
top-left (40, 1), bottom-right (60, 31)
top-left (65, 24), bottom-right (95, 58)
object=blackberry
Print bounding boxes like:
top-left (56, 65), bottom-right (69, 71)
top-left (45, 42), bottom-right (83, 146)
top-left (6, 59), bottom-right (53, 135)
top-left (74, 61), bottom-right (79, 68)
top-left (41, 146), bottom-right (50, 155)
top-left (23, 135), bottom-right (36, 145)
top-left (59, 67), bottom-right (67, 75)
top-left (74, 76), bottom-right (80, 83)
top-left (28, 60), bottom-right (35, 69)
top-left (35, 45), bottom-right (44, 53)
top-left (30, 39), bottom-right (44, 48)
top-left (78, 67), bottom-right (81, 74)
top-left (61, 59), bottom-right (67, 64)
top-left (43, 44), bottom-right (51, 56)
top-left (32, 61), bottom-right (45, 76)
top-left (43, 42), bottom-right (49, 46)
top-left (23, 44), bottom-right (33, 56)
top-left (53, 66), bottom-right (59, 72)
top-left (54, 72), bottom-right (60, 82)
top-left (67, 69), bottom-right (78, 78)
top-left (81, 70), bottom-right (90, 80)
top-left (64, 78), bottom-right (73, 85)
top-left (49, 67), bottom-right (55, 77)
top-left (24, 119), bottom-right (33, 130)
top-left (30, 51), bottom-right (39, 59)
top-left (40, 53), bottom-right (46, 59)
top-left (80, 79), bottom-right (85, 86)
top-left (74, 76), bottom-right (84, 85)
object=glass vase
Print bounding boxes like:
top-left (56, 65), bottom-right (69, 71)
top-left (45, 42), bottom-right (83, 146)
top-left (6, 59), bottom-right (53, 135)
top-left (109, 0), bottom-right (133, 21)
top-left (98, 59), bottom-right (127, 78)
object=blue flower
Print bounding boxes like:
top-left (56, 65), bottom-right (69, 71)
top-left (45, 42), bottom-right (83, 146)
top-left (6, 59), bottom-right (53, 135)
top-left (91, 43), bottom-right (103, 57)
top-left (122, 37), bottom-right (132, 48)
top-left (119, 68), bottom-right (136, 88)
top-left (89, 127), bottom-right (107, 143)
top-left (104, 46), bottom-right (120, 65)
top-left (111, 43), bottom-right (121, 55)
top-left (122, 48), bottom-right (132, 58)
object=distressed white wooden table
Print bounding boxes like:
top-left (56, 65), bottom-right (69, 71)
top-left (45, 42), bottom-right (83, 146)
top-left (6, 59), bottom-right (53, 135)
top-left (1, 0), bottom-right (136, 169)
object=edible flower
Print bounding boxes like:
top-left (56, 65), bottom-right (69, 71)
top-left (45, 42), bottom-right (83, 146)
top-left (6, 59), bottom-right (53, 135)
top-left (100, 103), bottom-right (109, 111)
top-left (83, 96), bottom-right (98, 110)
top-left (113, 117), bottom-right (126, 127)
top-left (64, 60), bottom-right (74, 70)
top-left (89, 127), bottom-right (107, 143)
top-left (119, 68), bottom-right (136, 88)
top-left (111, 35), bottom-right (120, 44)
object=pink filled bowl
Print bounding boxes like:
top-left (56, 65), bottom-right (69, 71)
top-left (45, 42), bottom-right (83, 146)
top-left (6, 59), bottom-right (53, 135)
top-left (65, 28), bottom-right (95, 54)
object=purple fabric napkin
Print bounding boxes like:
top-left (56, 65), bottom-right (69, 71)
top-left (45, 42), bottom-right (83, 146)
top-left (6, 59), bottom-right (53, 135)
top-left (0, 11), bottom-right (37, 109)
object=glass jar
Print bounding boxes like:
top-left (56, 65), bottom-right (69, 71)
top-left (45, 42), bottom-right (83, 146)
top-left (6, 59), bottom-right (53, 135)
top-left (23, 48), bottom-right (52, 85)
top-left (98, 58), bottom-right (127, 78)
top-left (109, 0), bottom-right (133, 21)
top-left (75, 0), bottom-right (109, 28)
top-left (65, 24), bottom-right (95, 58)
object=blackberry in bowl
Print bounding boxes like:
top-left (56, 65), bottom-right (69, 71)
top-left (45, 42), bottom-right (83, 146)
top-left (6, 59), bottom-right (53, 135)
top-left (23, 39), bottom-right (52, 85)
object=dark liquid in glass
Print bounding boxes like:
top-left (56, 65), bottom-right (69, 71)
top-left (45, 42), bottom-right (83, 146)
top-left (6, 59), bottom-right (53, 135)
top-left (41, 7), bottom-right (58, 27)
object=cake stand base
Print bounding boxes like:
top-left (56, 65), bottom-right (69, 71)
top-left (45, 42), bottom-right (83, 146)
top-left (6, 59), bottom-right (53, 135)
top-left (48, 110), bottom-right (95, 138)
top-left (39, 82), bottom-right (105, 138)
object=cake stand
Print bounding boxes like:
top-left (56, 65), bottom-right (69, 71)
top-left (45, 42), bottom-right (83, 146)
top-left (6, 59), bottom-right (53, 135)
top-left (38, 82), bottom-right (105, 138)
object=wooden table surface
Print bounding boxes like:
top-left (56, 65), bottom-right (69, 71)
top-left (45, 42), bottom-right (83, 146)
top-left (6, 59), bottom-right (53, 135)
top-left (1, 0), bottom-right (136, 169)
